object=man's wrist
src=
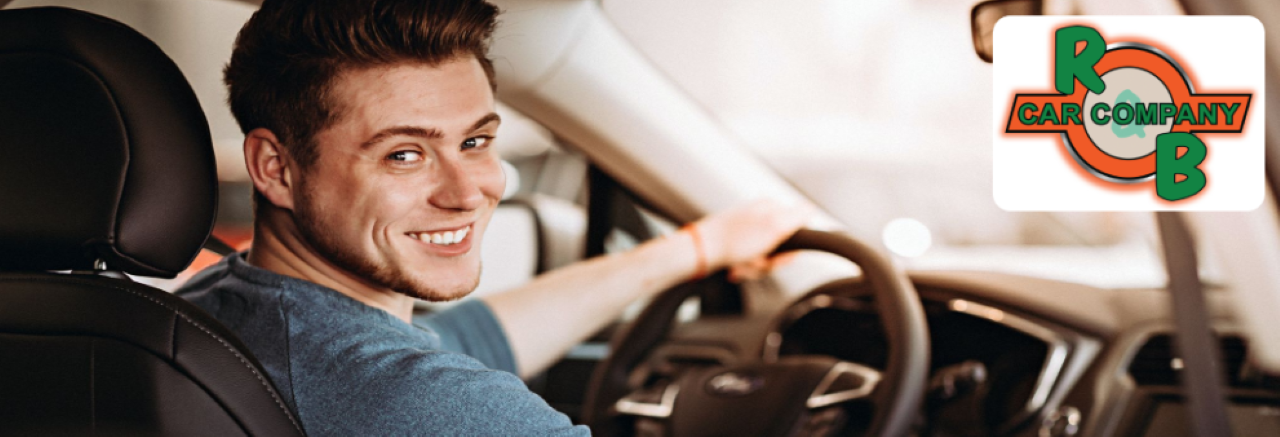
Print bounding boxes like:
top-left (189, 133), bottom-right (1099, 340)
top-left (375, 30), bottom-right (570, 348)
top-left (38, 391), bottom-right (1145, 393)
top-left (628, 228), bottom-right (703, 288)
top-left (681, 223), bottom-right (708, 281)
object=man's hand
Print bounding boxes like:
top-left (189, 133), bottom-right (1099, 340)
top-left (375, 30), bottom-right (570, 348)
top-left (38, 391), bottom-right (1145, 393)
top-left (688, 198), bottom-right (816, 281)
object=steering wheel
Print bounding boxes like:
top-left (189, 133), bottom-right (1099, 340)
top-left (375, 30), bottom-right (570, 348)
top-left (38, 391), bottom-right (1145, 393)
top-left (581, 229), bottom-right (930, 436)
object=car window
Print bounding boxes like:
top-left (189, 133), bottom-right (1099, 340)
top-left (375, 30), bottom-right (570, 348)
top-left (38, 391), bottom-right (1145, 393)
top-left (600, 0), bottom-right (1201, 289)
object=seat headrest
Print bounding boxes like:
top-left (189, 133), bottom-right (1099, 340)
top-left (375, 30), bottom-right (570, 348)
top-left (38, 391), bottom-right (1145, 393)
top-left (0, 7), bottom-right (217, 277)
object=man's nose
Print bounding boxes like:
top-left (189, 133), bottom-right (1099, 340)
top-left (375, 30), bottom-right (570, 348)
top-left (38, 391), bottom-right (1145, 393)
top-left (429, 158), bottom-right (486, 211)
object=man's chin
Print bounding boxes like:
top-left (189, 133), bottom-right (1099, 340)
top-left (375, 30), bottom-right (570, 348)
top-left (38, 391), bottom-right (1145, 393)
top-left (402, 285), bottom-right (475, 303)
top-left (394, 269), bottom-right (482, 303)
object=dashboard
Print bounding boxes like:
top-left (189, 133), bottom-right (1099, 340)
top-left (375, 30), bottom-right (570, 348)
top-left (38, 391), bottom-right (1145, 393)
top-left (538, 270), bottom-right (1280, 436)
top-left (764, 278), bottom-right (1094, 436)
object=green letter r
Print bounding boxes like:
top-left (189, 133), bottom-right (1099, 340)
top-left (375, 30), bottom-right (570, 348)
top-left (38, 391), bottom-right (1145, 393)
top-left (1055, 26), bottom-right (1106, 95)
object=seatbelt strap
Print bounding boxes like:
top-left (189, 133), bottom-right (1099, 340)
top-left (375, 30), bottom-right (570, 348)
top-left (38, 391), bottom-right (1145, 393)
top-left (1156, 211), bottom-right (1231, 437)
top-left (202, 235), bottom-right (237, 256)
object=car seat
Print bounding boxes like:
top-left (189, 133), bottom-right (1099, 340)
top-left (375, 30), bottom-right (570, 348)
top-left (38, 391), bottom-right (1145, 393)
top-left (0, 7), bottom-right (305, 436)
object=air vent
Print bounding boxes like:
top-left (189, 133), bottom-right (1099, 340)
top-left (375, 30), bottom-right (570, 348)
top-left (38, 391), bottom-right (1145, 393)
top-left (1127, 334), bottom-right (1248, 386)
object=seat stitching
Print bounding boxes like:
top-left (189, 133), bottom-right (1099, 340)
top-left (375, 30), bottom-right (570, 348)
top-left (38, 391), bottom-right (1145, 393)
top-left (7, 277), bottom-right (304, 434)
top-left (125, 285), bottom-right (304, 434)
top-left (171, 305), bottom-right (304, 434)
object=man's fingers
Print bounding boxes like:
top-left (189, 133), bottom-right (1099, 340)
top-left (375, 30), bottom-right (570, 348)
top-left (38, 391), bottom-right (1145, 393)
top-left (768, 251), bottom-right (799, 269)
top-left (727, 253), bottom-right (800, 283)
top-left (694, 197), bottom-right (818, 271)
top-left (728, 258), bottom-right (768, 283)
top-left (761, 200), bottom-right (816, 251)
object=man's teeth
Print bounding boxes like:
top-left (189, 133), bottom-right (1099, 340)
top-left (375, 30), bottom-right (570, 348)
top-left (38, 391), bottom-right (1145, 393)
top-left (410, 226), bottom-right (470, 245)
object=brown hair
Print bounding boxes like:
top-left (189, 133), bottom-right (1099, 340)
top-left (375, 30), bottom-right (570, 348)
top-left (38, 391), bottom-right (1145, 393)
top-left (225, 0), bottom-right (499, 169)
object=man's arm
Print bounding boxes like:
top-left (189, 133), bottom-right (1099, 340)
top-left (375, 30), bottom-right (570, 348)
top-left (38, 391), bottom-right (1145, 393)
top-left (482, 199), bottom-right (812, 378)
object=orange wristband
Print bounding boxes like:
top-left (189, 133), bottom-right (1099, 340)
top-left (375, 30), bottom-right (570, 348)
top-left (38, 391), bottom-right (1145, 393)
top-left (682, 223), bottom-right (707, 281)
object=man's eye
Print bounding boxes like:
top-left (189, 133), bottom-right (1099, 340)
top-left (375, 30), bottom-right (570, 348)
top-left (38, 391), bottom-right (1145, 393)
top-left (461, 136), bottom-right (492, 150)
top-left (387, 150), bottom-right (424, 163)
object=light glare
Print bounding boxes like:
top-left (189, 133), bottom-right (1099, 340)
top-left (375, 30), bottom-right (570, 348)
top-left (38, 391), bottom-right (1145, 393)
top-left (882, 217), bottom-right (932, 258)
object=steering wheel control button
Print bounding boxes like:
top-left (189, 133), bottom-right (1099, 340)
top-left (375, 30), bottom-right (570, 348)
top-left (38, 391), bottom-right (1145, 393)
top-left (706, 371), bottom-right (765, 397)
top-left (807, 362), bottom-right (882, 409)
top-left (1039, 405), bottom-right (1082, 437)
top-left (614, 384), bottom-right (678, 418)
top-left (795, 407), bottom-right (848, 437)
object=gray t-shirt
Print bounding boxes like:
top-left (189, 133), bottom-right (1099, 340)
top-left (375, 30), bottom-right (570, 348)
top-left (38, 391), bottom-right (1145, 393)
top-left (175, 253), bottom-right (588, 436)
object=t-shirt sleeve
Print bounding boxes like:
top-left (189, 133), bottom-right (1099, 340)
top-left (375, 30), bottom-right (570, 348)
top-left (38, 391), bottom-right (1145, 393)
top-left (414, 299), bottom-right (518, 375)
top-left (306, 348), bottom-right (589, 436)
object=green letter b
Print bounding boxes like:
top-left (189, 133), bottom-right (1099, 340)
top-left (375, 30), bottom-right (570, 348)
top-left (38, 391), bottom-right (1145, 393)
top-left (1156, 133), bottom-right (1207, 201)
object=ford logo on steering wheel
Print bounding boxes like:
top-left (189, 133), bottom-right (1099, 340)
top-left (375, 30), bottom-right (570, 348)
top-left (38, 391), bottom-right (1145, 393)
top-left (706, 371), bottom-right (764, 396)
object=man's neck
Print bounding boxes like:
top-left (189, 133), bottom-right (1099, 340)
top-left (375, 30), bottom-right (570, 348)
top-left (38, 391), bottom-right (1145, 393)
top-left (246, 212), bottom-right (416, 323)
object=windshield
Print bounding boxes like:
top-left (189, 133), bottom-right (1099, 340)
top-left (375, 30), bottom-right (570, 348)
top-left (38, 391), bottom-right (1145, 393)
top-left (602, 0), bottom-right (1180, 288)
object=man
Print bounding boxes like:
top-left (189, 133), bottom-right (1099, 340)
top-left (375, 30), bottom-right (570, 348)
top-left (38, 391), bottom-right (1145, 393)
top-left (176, 0), bottom-right (811, 435)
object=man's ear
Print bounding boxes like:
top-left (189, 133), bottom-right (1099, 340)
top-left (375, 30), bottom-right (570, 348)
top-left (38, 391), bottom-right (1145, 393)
top-left (243, 128), bottom-right (297, 211)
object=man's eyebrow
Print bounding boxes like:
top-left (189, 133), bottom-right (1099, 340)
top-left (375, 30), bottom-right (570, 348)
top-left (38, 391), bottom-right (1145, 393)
top-left (470, 112), bottom-right (501, 131)
top-left (359, 114), bottom-right (501, 149)
top-left (360, 126), bottom-right (444, 149)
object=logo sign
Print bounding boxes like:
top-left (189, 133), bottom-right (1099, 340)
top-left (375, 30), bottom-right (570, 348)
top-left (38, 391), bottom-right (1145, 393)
top-left (993, 17), bottom-right (1264, 211)
top-left (706, 371), bottom-right (764, 396)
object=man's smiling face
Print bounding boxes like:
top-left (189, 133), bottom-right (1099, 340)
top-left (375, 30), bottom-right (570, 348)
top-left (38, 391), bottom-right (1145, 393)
top-left (292, 56), bottom-right (503, 302)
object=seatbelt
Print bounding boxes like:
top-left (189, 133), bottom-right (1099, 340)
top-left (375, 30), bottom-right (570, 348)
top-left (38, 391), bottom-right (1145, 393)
top-left (202, 235), bottom-right (238, 256)
top-left (1155, 211), bottom-right (1231, 437)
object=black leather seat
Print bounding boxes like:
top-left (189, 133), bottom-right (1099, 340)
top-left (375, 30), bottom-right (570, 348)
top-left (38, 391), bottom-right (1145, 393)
top-left (0, 7), bottom-right (304, 436)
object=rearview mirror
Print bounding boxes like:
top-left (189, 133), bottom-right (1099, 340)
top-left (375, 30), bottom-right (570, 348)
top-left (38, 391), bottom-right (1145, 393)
top-left (970, 0), bottom-right (1043, 63)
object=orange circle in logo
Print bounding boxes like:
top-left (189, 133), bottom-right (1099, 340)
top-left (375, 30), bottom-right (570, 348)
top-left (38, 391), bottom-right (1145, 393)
top-left (1061, 47), bottom-right (1192, 180)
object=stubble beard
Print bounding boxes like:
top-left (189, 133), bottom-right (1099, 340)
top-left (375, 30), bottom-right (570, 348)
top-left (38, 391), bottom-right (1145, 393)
top-left (292, 186), bottom-right (481, 303)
